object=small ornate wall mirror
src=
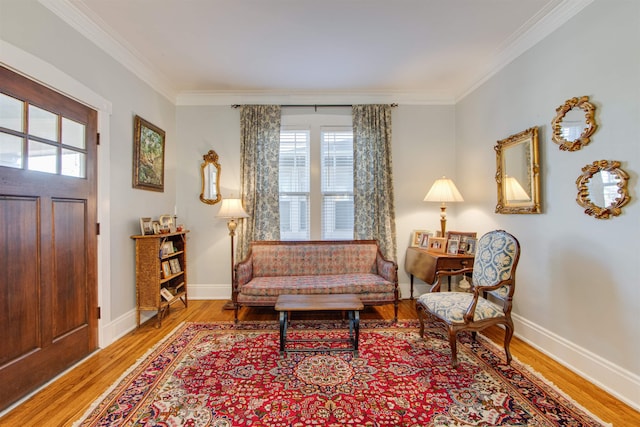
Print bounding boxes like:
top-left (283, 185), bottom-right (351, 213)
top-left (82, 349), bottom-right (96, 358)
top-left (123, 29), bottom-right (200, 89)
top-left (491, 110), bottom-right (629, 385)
top-left (200, 150), bottom-right (222, 205)
top-left (551, 96), bottom-right (597, 151)
top-left (576, 160), bottom-right (630, 219)
top-left (495, 127), bottom-right (541, 214)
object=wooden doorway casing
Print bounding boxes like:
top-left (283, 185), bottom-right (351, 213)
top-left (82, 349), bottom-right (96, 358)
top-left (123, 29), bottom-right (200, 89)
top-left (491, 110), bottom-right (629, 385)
top-left (0, 66), bottom-right (99, 410)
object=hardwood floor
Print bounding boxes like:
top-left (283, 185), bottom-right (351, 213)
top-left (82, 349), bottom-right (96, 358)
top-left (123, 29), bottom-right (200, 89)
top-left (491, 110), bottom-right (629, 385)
top-left (1, 299), bottom-right (637, 426)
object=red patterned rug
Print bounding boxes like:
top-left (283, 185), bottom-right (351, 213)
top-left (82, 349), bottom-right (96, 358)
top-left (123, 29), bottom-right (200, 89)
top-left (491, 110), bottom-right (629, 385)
top-left (74, 321), bottom-right (609, 426)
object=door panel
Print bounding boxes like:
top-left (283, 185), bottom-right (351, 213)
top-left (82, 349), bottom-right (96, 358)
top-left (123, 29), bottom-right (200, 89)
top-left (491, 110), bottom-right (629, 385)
top-left (0, 197), bottom-right (40, 366)
top-left (53, 199), bottom-right (89, 338)
top-left (0, 66), bottom-right (98, 410)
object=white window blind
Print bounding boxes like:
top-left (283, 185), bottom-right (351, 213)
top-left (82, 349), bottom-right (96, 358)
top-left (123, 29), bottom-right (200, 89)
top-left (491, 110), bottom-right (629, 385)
top-left (279, 130), bottom-right (310, 240)
top-left (321, 128), bottom-right (354, 240)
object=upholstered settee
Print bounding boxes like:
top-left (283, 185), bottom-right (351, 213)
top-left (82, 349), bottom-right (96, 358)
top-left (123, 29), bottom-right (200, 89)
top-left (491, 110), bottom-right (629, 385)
top-left (233, 240), bottom-right (398, 322)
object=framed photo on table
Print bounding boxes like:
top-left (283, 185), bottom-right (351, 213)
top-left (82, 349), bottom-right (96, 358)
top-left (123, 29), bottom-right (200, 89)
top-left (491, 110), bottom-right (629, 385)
top-left (419, 231), bottom-right (435, 248)
top-left (139, 217), bottom-right (153, 235)
top-left (465, 238), bottom-right (477, 255)
top-left (427, 237), bottom-right (447, 253)
top-left (410, 230), bottom-right (431, 247)
top-left (445, 231), bottom-right (477, 254)
top-left (447, 239), bottom-right (459, 255)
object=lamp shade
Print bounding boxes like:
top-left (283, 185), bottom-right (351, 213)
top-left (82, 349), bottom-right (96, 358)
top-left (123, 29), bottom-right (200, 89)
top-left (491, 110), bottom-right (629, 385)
top-left (216, 198), bottom-right (249, 219)
top-left (423, 177), bottom-right (464, 202)
top-left (504, 176), bottom-right (530, 201)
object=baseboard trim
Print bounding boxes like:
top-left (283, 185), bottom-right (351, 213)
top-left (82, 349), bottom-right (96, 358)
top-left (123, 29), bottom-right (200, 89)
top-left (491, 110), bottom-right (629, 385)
top-left (512, 313), bottom-right (639, 412)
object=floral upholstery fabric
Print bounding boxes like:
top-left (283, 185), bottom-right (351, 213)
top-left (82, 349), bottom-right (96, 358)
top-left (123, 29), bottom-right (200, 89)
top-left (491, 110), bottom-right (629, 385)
top-left (471, 229), bottom-right (519, 299)
top-left (417, 292), bottom-right (504, 324)
top-left (234, 241), bottom-right (397, 307)
top-left (242, 273), bottom-right (395, 297)
top-left (251, 244), bottom-right (379, 277)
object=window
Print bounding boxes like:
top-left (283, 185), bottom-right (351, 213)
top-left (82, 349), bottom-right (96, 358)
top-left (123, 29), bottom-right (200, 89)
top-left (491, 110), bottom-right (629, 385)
top-left (0, 92), bottom-right (87, 178)
top-left (279, 130), bottom-right (310, 240)
top-left (321, 128), bottom-right (353, 239)
top-left (279, 120), bottom-right (353, 240)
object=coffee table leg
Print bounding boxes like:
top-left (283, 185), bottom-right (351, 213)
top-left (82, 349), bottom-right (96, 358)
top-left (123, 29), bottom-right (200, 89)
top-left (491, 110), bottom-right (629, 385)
top-left (279, 311), bottom-right (287, 354)
top-left (353, 310), bottom-right (360, 357)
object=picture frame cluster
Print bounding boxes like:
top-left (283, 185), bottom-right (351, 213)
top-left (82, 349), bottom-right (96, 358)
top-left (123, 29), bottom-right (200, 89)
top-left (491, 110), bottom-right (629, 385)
top-left (139, 215), bottom-right (184, 235)
top-left (410, 229), bottom-right (477, 255)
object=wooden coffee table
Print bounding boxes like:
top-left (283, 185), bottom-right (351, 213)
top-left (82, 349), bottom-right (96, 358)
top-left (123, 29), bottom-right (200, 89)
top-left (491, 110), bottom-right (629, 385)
top-left (274, 294), bottom-right (364, 356)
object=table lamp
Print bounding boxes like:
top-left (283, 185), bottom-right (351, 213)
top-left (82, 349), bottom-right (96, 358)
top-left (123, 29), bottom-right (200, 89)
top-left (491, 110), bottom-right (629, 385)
top-left (423, 176), bottom-right (464, 237)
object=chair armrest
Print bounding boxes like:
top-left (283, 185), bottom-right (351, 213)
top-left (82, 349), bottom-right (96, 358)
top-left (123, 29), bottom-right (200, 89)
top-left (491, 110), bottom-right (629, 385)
top-left (428, 267), bottom-right (473, 293)
top-left (462, 277), bottom-right (515, 322)
top-left (376, 253), bottom-right (398, 283)
top-left (233, 258), bottom-right (253, 292)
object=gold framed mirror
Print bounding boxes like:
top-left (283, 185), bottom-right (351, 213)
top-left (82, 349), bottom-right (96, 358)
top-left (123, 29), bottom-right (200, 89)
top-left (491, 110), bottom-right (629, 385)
top-left (551, 96), bottom-right (597, 151)
top-left (576, 160), bottom-right (630, 219)
top-left (495, 127), bottom-right (541, 214)
top-left (199, 150), bottom-right (222, 205)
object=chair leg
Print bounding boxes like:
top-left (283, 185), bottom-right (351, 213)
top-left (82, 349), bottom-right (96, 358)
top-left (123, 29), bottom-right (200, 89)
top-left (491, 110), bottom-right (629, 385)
top-left (504, 321), bottom-right (514, 365)
top-left (448, 328), bottom-right (459, 368)
top-left (416, 304), bottom-right (426, 337)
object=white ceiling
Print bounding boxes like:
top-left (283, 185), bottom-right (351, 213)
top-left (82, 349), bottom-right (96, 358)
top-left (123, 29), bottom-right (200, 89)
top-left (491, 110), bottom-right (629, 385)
top-left (44, 0), bottom-right (592, 104)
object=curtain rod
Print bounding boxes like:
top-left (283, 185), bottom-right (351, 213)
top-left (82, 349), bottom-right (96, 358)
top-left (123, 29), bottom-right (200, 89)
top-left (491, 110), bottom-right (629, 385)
top-left (231, 103), bottom-right (398, 111)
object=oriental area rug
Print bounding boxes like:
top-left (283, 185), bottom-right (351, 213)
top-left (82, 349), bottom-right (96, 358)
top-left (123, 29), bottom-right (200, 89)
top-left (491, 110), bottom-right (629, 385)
top-left (74, 321), bottom-right (609, 427)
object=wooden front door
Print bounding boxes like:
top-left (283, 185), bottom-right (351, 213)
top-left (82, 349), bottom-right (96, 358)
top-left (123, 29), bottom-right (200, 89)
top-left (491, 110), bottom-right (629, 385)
top-left (0, 66), bottom-right (98, 410)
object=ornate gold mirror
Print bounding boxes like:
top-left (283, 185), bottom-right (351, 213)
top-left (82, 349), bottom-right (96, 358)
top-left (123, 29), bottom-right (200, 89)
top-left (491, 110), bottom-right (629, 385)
top-left (495, 127), bottom-right (541, 214)
top-left (576, 160), bottom-right (630, 219)
top-left (199, 150), bottom-right (222, 205)
top-left (551, 96), bottom-right (597, 151)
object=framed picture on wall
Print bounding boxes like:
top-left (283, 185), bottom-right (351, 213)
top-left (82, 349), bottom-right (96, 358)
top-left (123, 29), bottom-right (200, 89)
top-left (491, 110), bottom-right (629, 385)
top-left (133, 115), bottom-right (165, 192)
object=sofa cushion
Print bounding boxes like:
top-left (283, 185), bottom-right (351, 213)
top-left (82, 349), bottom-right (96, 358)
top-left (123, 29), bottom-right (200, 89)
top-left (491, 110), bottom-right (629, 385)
top-left (250, 244), bottom-right (378, 277)
top-left (241, 273), bottom-right (395, 297)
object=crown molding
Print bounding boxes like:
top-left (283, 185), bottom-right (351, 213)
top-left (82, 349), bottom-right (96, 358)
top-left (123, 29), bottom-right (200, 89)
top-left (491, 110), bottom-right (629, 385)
top-left (175, 90), bottom-right (456, 107)
top-left (38, 0), bottom-right (177, 102)
top-left (455, 0), bottom-right (594, 102)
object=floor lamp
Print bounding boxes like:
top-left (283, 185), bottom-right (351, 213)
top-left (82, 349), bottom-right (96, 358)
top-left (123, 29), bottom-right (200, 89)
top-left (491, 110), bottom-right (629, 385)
top-left (216, 198), bottom-right (249, 310)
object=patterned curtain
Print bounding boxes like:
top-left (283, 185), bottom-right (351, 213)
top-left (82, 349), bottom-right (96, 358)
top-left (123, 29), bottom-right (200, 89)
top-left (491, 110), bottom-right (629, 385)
top-left (352, 104), bottom-right (397, 261)
top-left (238, 105), bottom-right (281, 260)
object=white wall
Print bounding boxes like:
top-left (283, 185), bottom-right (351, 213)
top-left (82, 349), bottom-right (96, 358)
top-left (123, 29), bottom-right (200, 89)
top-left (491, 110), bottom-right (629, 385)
top-left (175, 105), bottom-right (241, 298)
top-left (455, 0), bottom-right (639, 406)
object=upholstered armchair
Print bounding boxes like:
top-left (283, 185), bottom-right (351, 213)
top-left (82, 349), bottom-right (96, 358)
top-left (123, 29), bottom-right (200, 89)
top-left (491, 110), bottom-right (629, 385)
top-left (415, 230), bottom-right (521, 367)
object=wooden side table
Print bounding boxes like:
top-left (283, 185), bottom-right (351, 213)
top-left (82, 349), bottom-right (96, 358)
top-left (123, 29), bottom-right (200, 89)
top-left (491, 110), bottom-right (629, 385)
top-left (404, 247), bottom-right (474, 298)
top-left (274, 294), bottom-right (364, 356)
